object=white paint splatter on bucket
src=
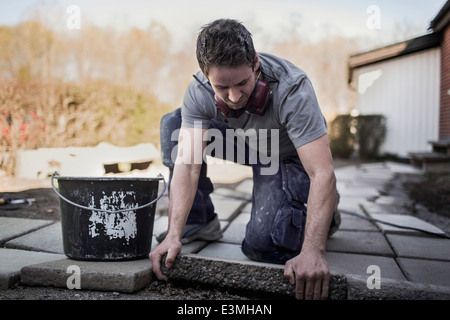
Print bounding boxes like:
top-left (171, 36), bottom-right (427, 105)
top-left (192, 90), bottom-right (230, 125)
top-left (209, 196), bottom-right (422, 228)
top-left (88, 191), bottom-right (138, 243)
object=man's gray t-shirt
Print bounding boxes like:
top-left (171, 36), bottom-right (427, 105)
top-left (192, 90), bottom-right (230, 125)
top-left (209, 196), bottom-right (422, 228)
top-left (181, 52), bottom-right (327, 158)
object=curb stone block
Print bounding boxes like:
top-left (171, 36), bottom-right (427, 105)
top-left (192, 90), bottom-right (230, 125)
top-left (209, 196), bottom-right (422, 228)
top-left (161, 254), bottom-right (347, 300)
top-left (346, 274), bottom-right (450, 300)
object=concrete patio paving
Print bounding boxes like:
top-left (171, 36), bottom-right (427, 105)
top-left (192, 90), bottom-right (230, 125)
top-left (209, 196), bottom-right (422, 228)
top-left (1, 161), bottom-right (449, 299)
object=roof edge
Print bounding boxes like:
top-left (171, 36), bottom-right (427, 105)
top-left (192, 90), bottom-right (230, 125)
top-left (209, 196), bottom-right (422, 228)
top-left (429, 0), bottom-right (450, 31)
top-left (347, 32), bottom-right (442, 84)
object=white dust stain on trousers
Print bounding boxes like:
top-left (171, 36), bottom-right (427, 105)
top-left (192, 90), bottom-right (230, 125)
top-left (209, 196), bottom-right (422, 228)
top-left (88, 191), bottom-right (138, 243)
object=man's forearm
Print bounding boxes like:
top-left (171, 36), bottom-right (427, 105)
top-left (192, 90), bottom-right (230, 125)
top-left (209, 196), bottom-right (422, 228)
top-left (166, 163), bottom-right (201, 240)
top-left (301, 170), bottom-right (338, 254)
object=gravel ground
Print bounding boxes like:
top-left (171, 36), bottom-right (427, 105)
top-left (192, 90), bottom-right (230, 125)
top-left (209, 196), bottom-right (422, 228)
top-left (0, 281), bottom-right (252, 300)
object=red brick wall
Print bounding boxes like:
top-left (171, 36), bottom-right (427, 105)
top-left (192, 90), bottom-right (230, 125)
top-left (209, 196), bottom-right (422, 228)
top-left (440, 23), bottom-right (450, 139)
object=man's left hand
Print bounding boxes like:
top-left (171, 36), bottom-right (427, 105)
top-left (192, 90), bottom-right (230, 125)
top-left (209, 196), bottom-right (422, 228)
top-left (284, 250), bottom-right (330, 300)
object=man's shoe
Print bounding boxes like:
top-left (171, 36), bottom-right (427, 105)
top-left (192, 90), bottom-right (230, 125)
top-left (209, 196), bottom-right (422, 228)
top-left (156, 214), bottom-right (223, 244)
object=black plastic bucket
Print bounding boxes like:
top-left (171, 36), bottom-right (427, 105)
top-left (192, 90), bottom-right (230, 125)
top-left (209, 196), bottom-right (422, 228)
top-left (51, 172), bottom-right (165, 261)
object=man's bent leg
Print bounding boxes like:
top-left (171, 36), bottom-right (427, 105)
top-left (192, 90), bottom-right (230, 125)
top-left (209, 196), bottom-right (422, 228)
top-left (242, 157), bottom-right (340, 264)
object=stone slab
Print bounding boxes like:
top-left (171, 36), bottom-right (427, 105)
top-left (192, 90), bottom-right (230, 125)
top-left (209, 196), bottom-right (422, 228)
top-left (0, 248), bottom-right (66, 290)
top-left (361, 202), bottom-right (415, 215)
top-left (220, 224), bottom-right (246, 245)
top-left (339, 212), bottom-right (379, 232)
top-left (358, 162), bottom-right (388, 170)
top-left (20, 257), bottom-right (153, 293)
top-left (374, 196), bottom-right (413, 207)
top-left (152, 215), bottom-right (168, 237)
top-left (211, 193), bottom-right (246, 221)
top-left (0, 217), bottom-right (54, 246)
top-left (235, 179), bottom-right (253, 195)
top-left (384, 161), bottom-right (423, 175)
top-left (337, 197), bottom-right (371, 215)
top-left (326, 252), bottom-right (406, 281)
top-left (161, 254), bottom-right (347, 299)
top-left (197, 242), bottom-right (250, 261)
top-left (335, 166), bottom-right (362, 182)
top-left (386, 234), bottom-right (450, 261)
top-left (369, 214), bottom-right (445, 237)
top-left (152, 215), bottom-right (229, 237)
top-left (212, 187), bottom-right (251, 201)
top-left (232, 211), bottom-right (251, 224)
top-left (337, 186), bottom-right (381, 199)
top-left (327, 230), bottom-right (394, 257)
top-left (5, 222), bottom-right (64, 254)
top-left (396, 258), bottom-right (450, 287)
top-left (219, 212), bottom-right (250, 245)
top-left (240, 202), bottom-right (252, 213)
top-left (151, 238), bottom-right (208, 255)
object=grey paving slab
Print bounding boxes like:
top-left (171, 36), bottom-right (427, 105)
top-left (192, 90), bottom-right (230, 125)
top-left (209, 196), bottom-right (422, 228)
top-left (386, 234), bottom-right (450, 261)
top-left (20, 257), bottom-right (153, 293)
top-left (152, 215), bottom-right (229, 235)
top-left (220, 212), bottom-right (249, 245)
top-left (335, 166), bottom-right (362, 182)
top-left (5, 222), bottom-right (64, 254)
top-left (326, 252), bottom-right (406, 281)
top-left (353, 174), bottom-right (393, 188)
top-left (152, 215), bottom-right (168, 237)
top-left (235, 178), bottom-right (253, 195)
top-left (396, 258), bottom-right (450, 287)
top-left (220, 223), bottom-right (246, 245)
top-left (327, 230), bottom-right (395, 257)
top-left (213, 187), bottom-right (251, 201)
top-left (150, 237), bottom-right (208, 255)
top-left (337, 186), bottom-right (381, 199)
top-left (361, 201), bottom-right (414, 215)
top-left (384, 161), bottom-right (423, 175)
top-left (210, 193), bottom-right (247, 221)
top-left (359, 162), bottom-right (388, 170)
top-left (197, 242), bottom-right (250, 262)
top-left (181, 240), bottom-right (209, 254)
top-left (0, 248), bottom-right (66, 290)
top-left (0, 217), bottom-right (54, 246)
top-left (374, 196), bottom-right (414, 207)
top-left (232, 212), bottom-right (251, 224)
top-left (369, 214), bottom-right (445, 237)
top-left (339, 212), bottom-right (379, 231)
top-left (337, 196), bottom-right (371, 214)
top-left (240, 202), bottom-right (252, 213)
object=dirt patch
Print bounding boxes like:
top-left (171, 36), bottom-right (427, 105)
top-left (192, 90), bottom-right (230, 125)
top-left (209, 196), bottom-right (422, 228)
top-left (383, 171), bottom-right (450, 235)
top-left (0, 187), bottom-right (60, 221)
top-left (407, 172), bottom-right (450, 219)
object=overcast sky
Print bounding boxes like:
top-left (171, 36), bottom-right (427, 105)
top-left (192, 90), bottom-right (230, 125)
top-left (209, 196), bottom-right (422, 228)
top-left (0, 0), bottom-right (447, 52)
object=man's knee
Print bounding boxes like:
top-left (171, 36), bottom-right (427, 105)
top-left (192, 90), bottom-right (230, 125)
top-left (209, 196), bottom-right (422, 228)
top-left (160, 108), bottom-right (181, 136)
top-left (160, 108), bottom-right (182, 168)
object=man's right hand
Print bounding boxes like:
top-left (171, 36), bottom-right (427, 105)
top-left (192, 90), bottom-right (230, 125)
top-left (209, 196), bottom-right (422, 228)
top-left (149, 238), bottom-right (182, 281)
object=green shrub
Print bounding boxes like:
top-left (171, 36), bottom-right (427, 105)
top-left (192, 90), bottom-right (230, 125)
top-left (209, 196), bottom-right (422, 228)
top-left (329, 114), bottom-right (355, 158)
top-left (329, 114), bottom-right (387, 160)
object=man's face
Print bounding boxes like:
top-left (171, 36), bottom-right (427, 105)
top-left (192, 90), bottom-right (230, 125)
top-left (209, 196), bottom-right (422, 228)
top-left (208, 64), bottom-right (258, 110)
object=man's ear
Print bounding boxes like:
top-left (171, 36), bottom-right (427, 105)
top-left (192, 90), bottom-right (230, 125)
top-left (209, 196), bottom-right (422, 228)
top-left (253, 53), bottom-right (260, 71)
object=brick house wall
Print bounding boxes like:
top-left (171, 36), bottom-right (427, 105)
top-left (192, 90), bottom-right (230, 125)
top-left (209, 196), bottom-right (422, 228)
top-left (440, 22), bottom-right (450, 139)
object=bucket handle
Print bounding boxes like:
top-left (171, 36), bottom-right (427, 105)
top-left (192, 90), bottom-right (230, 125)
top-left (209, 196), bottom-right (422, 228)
top-left (51, 172), bottom-right (167, 214)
